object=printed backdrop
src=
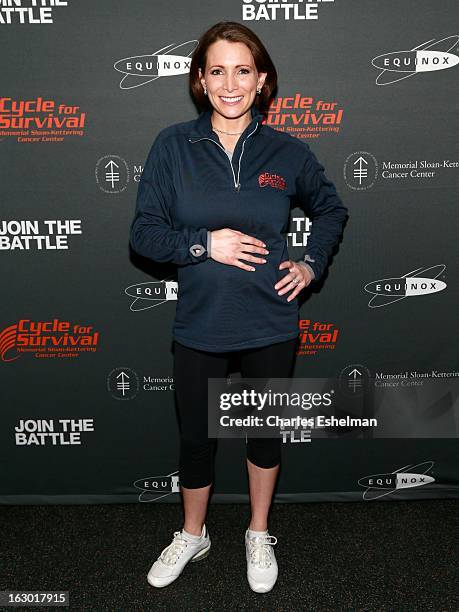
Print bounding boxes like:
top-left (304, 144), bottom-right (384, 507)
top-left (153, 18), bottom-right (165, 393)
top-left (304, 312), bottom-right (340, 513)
top-left (1, 0), bottom-right (458, 504)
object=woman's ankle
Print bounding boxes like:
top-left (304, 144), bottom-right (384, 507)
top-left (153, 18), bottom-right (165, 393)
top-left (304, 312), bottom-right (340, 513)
top-left (248, 522), bottom-right (268, 532)
top-left (183, 523), bottom-right (204, 536)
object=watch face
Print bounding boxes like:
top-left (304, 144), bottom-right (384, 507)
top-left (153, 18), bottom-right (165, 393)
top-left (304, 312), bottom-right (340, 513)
top-left (190, 244), bottom-right (205, 257)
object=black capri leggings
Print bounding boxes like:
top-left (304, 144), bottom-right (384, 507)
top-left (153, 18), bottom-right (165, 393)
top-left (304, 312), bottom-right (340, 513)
top-left (173, 336), bottom-right (298, 489)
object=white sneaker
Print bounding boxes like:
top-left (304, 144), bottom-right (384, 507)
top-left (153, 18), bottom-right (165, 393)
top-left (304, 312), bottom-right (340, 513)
top-left (245, 528), bottom-right (278, 593)
top-left (147, 524), bottom-right (211, 588)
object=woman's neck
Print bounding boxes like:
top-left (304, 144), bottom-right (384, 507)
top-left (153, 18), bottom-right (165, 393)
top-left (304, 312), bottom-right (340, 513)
top-left (210, 109), bottom-right (251, 136)
top-left (210, 109), bottom-right (252, 153)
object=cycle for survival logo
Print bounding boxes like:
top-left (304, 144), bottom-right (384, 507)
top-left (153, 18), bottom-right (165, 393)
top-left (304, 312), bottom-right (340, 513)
top-left (0, 97), bottom-right (86, 143)
top-left (0, 319), bottom-right (100, 362)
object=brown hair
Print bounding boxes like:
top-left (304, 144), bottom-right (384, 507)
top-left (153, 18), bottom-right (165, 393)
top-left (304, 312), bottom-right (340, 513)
top-left (189, 21), bottom-right (277, 117)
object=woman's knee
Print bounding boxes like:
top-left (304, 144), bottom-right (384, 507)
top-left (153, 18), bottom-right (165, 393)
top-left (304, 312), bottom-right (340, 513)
top-left (179, 438), bottom-right (216, 488)
top-left (246, 437), bottom-right (281, 469)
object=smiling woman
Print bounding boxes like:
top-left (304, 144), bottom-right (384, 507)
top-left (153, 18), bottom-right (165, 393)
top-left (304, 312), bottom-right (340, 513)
top-left (130, 19), bottom-right (348, 595)
top-left (196, 39), bottom-right (267, 156)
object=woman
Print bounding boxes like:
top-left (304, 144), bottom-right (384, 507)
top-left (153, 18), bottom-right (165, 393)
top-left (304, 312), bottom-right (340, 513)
top-left (130, 21), bottom-right (348, 593)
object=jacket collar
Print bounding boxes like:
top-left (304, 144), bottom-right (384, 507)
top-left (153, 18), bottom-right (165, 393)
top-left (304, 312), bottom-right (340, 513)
top-left (189, 104), bottom-right (264, 141)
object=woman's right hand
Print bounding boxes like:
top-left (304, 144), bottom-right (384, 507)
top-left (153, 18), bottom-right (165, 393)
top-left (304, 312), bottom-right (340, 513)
top-left (209, 229), bottom-right (269, 271)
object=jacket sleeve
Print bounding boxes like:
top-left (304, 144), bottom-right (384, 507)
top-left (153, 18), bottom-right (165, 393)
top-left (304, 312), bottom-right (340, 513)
top-left (130, 130), bottom-right (210, 265)
top-left (293, 144), bottom-right (348, 282)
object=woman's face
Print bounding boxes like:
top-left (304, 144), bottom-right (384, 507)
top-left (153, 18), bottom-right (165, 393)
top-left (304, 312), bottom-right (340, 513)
top-left (199, 39), bottom-right (267, 121)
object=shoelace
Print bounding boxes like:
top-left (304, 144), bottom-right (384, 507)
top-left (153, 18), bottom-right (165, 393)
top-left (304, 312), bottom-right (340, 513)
top-left (159, 531), bottom-right (191, 566)
top-left (247, 534), bottom-right (278, 569)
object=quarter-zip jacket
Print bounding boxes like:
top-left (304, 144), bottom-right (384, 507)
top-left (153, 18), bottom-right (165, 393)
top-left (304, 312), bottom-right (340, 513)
top-left (130, 105), bottom-right (348, 352)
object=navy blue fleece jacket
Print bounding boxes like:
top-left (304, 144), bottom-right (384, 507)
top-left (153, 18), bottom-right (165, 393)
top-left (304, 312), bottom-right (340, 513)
top-left (130, 105), bottom-right (348, 352)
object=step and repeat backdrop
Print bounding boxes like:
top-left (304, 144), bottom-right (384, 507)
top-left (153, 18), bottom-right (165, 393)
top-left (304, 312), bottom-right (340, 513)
top-left (1, 1), bottom-right (458, 504)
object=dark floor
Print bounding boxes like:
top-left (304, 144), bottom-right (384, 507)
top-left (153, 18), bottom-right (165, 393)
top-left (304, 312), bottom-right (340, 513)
top-left (0, 499), bottom-right (457, 611)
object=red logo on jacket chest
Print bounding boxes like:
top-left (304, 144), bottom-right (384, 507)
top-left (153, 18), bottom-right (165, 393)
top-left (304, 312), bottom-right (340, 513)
top-left (258, 171), bottom-right (286, 190)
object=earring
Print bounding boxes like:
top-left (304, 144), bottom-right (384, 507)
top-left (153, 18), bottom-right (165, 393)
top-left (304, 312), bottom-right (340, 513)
top-left (256, 87), bottom-right (261, 95)
top-left (203, 86), bottom-right (207, 95)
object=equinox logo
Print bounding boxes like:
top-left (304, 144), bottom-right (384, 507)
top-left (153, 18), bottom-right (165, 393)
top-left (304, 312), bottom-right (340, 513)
top-left (364, 265), bottom-right (446, 308)
top-left (134, 472), bottom-right (180, 502)
top-left (358, 461), bottom-right (435, 500)
top-left (372, 35), bottom-right (459, 85)
top-left (125, 279), bottom-right (178, 311)
top-left (114, 40), bottom-right (197, 89)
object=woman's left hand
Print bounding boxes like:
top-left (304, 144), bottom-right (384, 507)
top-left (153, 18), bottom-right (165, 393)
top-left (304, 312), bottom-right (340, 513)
top-left (275, 260), bottom-right (314, 302)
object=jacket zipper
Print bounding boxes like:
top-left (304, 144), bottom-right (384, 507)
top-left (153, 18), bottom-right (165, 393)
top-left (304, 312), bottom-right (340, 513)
top-left (188, 123), bottom-right (258, 193)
